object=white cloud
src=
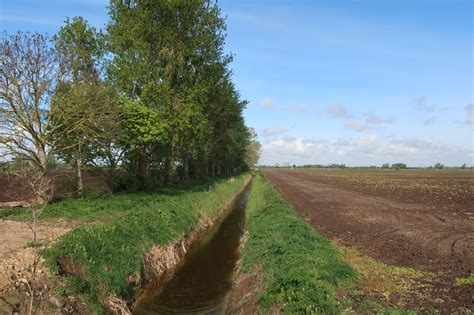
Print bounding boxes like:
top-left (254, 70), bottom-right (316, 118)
top-left (289, 102), bottom-right (310, 113)
top-left (326, 104), bottom-right (350, 118)
top-left (388, 138), bottom-right (441, 153)
top-left (413, 96), bottom-right (437, 113)
top-left (345, 120), bottom-right (367, 131)
top-left (259, 135), bottom-right (469, 167)
top-left (412, 96), bottom-right (446, 113)
top-left (355, 135), bottom-right (381, 152)
top-left (465, 104), bottom-right (474, 124)
top-left (364, 111), bottom-right (393, 126)
top-left (261, 126), bottom-right (288, 137)
top-left (424, 117), bottom-right (436, 125)
top-left (344, 112), bottom-right (392, 132)
top-left (326, 104), bottom-right (392, 132)
top-left (261, 97), bottom-right (277, 109)
top-left (334, 138), bottom-right (353, 147)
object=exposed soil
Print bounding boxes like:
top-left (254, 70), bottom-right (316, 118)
top-left (0, 219), bottom-right (75, 314)
top-left (263, 169), bottom-right (474, 312)
top-left (0, 219), bottom-right (73, 260)
top-left (0, 219), bottom-right (74, 291)
top-left (226, 270), bottom-right (263, 315)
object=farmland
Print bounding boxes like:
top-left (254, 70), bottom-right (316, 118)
top-left (263, 168), bottom-right (474, 312)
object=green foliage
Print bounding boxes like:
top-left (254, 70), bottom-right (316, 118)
top-left (0, 207), bottom-right (22, 219)
top-left (455, 274), bottom-right (474, 286)
top-left (54, 16), bottom-right (104, 82)
top-left (391, 163), bottom-right (407, 170)
top-left (106, 0), bottom-right (254, 184)
top-left (244, 127), bottom-right (261, 167)
top-left (42, 174), bottom-right (250, 310)
top-left (241, 173), bottom-right (356, 313)
top-left (121, 99), bottom-right (166, 145)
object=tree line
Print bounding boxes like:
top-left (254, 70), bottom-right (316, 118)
top-left (0, 0), bottom-right (260, 199)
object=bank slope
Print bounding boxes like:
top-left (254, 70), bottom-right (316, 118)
top-left (229, 172), bottom-right (356, 313)
top-left (43, 174), bottom-right (251, 313)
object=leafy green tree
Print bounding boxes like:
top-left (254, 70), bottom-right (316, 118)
top-left (391, 163), bottom-right (407, 170)
top-left (52, 17), bottom-right (116, 196)
top-left (245, 128), bottom-right (261, 168)
top-left (54, 16), bottom-right (104, 83)
top-left (107, 0), bottom-right (246, 184)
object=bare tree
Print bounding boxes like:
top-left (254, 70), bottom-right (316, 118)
top-left (0, 31), bottom-right (58, 315)
top-left (0, 31), bottom-right (59, 202)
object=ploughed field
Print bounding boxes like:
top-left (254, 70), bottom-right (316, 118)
top-left (264, 168), bottom-right (474, 310)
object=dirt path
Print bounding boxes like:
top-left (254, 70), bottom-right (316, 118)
top-left (0, 219), bottom-right (73, 294)
top-left (263, 169), bottom-right (474, 311)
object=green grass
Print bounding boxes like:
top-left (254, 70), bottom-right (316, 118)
top-left (240, 172), bottom-right (356, 313)
top-left (455, 273), bottom-right (474, 286)
top-left (1, 176), bottom-right (245, 222)
top-left (35, 174), bottom-right (250, 313)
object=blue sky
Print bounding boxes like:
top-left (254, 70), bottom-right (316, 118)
top-left (2, 0), bottom-right (473, 166)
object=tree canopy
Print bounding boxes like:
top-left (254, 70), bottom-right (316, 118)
top-left (1, 0), bottom-right (260, 194)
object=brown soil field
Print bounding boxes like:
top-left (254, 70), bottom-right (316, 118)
top-left (263, 169), bottom-right (474, 311)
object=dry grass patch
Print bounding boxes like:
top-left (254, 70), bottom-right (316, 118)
top-left (340, 245), bottom-right (435, 311)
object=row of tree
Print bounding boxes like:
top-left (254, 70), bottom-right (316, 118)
top-left (0, 0), bottom-right (260, 199)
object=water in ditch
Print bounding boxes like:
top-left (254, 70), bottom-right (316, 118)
top-left (133, 188), bottom-right (249, 314)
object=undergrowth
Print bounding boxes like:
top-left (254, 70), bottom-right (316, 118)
top-left (240, 172), bottom-right (356, 313)
top-left (40, 174), bottom-right (250, 313)
top-left (1, 175), bottom-right (244, 222)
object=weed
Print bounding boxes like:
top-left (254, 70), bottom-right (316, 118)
top-left (455, 274), bottom-right (474, 286)
top-left (25, 241), bottom-right (47, 248)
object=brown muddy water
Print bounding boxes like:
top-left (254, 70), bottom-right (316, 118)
top-left (133, 188), bottom-right (250, 314)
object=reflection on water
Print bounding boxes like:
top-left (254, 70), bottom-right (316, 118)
top-left (133, 188), bottom-right (249, 314)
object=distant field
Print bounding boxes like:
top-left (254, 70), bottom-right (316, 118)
top-left (263, 168), bottom-right (474, 312)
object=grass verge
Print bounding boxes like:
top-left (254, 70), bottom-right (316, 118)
top-left (236, 172), bottom-right (356, 313)
top-left (36, 174), bottom-right (250, 313)
top-left (1, 176), bottom-right (247, 222)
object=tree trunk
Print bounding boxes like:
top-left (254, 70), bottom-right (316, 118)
top-left (209, 160), bottom-right (214, 177)
top-left (183, 155), bottom-right (189, 181)
top-left (76, 156), bottom-right (84, 198)
top-left (107, 162), bottom-right (116, 194)
top-left (164, 157), bottom-right (172, 185)
top-left (137, 146), bottom-right (147, 189)
top-left (204, 159), bottom-right (209, 178)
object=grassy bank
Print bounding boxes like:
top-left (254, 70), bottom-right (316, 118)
top-left (13, 174), bottom-right (251, 313)
top-left (0, 176), bottom-right (247, 223)
top-left (236, 172), bottom-right (356, 313)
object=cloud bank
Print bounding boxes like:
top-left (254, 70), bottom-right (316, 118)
top-left (259, 135), bottom-right (471, 167)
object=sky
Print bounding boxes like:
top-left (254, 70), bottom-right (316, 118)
top-left (1, 0), bottom-right (473, 166)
